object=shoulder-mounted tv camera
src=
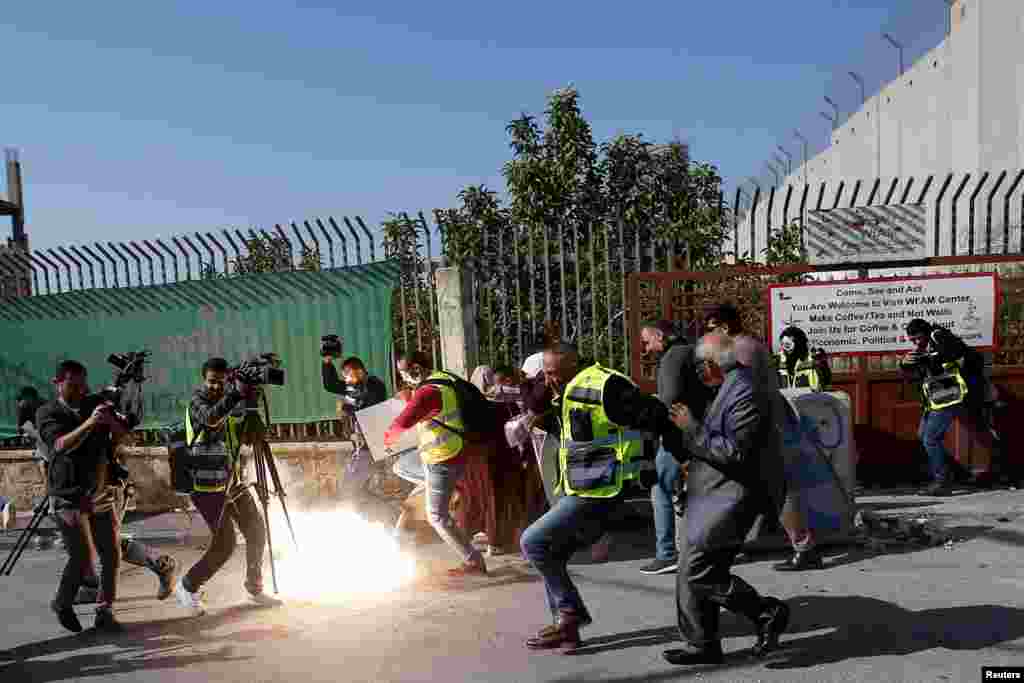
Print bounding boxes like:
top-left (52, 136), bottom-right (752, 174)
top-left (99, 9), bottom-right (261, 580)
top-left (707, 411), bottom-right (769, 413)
top-left (229, 353), bottom-right (285, 387)
top-left (89, 351), bottom-right (152, 429)
top-left (320, 335), bottom-right (343, 358)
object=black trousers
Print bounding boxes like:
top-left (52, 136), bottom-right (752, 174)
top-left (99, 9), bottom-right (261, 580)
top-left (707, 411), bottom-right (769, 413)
top-left (185, 487), bottom-right (266, 594)
top-left (675, 504), bottom-right (768, 649)
top-left (54, 508), bottom-right (120, 609)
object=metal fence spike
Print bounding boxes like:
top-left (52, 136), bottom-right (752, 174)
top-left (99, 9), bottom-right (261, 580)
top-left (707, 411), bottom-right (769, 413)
top-left (36, 250), bottom-right (66, 294)
top-left (314, 218), bottom-right (335, 268)
top-left (154, 239), bottom-right (179, 283)
top-left (205, 232), bottom-right (230, 276)
top-left (6, 250), bottom-right (38, 295)
top-left (193, 233), bottom-right (218, 277)
top-left (127, 241), bottom-right (155, 286)
top-left (41, 249), bottom-right (71, 292)
top-left (179, 236), bottom-right (205, 280)
top-left (57, 246), bottom-right (86, 290)
top-left (170, 237), bottom-right (192, 281)
top-left (80, 245), bottom-right (110, 289)
top-left (327, 217), bottom-right (349, 266)
top-left (99, 243), bottom-right (124, 286)
top-left (47, 248), bottom-right (76, 291)
top-left (354, 216), bottom-right (375, 262)
top-left (141, 240), bottom-right (167, 284)
top-left (342, 217), bottom-right (362, 264)
top-left (108, 243), bottom-right (138, 287)
top-left (67, 246), bottom-right (96, 289)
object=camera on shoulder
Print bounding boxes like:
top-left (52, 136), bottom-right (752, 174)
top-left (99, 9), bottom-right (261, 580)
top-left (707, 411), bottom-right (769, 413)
top-left (321, 335), bottom-right (343, 358)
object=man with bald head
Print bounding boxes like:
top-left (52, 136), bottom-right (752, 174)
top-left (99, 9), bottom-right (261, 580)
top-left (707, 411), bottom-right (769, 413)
top-left (662, 332), bottom-right (789, 667)
top-left (520, 342), bottom-right (680, 651)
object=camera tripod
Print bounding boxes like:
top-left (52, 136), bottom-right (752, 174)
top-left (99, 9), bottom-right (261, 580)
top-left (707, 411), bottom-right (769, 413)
top-left (1, 495), bottom-right (52, 577)
top-left (204, 394), bottom-right (298, 595)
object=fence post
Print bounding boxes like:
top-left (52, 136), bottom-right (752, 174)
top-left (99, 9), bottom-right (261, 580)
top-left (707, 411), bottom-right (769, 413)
top-left (435, 265), bottom-right (478, 380)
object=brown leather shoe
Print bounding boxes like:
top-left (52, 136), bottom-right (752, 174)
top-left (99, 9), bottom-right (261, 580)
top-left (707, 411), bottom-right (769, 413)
top-left (525, 611), bottom-right (583, 652)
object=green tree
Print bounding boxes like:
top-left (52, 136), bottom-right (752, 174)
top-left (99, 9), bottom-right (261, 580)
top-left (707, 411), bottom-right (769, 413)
top-left (431, 86), bottom-right (731, 370)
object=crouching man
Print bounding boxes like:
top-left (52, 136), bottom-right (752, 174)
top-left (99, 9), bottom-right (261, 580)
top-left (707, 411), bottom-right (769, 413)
top-left (520, 343), bottom-right (673, 651)
top-left (663, 333), bottom-right (789, 666)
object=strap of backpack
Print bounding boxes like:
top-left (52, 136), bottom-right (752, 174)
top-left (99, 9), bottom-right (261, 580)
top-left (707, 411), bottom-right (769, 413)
top-left (422, 376), bottom-right (469, 437)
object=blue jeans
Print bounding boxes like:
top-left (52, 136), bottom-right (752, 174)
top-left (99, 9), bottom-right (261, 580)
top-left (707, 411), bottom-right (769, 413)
top-left (651, 446), bottom-right (681, 562)
top-left (424, 460), bottom-right (480, 564)
top-left (520, 495), bottom-right (621, 619)
top-left (919, 407), bottom-right (960, 482)
top-left (393, 449), bottom-right (425, 486)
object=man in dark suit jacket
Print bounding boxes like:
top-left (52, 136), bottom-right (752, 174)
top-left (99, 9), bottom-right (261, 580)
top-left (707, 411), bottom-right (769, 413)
top-left (662, 332), bottom-right (789, 667)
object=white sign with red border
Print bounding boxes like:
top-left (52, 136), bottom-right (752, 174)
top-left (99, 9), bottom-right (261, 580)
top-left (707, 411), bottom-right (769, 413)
top-left (767, 273), bottom-right (998, 356)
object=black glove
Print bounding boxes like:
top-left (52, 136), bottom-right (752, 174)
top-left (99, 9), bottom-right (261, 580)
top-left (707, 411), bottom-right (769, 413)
top-left (236, 363), bottom-right (263, 386)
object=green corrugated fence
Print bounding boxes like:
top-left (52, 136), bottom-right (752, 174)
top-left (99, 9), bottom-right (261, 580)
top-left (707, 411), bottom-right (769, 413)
top-left (0, 261), bottom-right (398, 434)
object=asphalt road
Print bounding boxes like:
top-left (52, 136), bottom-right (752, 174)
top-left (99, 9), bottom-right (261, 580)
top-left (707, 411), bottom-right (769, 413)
top-left (3, 490), bottom-right (1024, 682)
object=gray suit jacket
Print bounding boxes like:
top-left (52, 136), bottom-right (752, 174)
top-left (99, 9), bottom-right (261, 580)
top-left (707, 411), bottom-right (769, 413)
top-left (677, 366), bottom-right (785, 551)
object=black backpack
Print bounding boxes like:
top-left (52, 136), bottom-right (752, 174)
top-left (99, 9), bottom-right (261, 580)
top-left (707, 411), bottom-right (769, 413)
top-left (423, 372), bottom-right (495, 442)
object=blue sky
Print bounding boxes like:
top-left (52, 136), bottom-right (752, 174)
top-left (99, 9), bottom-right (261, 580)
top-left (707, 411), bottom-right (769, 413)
top-left (2, 1), bottom-right (945, 256)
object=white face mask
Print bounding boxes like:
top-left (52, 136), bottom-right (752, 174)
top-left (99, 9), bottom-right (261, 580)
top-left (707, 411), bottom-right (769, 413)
top-left (399, 369), bottom-right (422, 386)
top-left (780, 337), bottom-right (796, 353)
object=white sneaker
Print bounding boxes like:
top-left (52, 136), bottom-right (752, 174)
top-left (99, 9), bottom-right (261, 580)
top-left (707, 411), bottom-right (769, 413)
top-left (248, 592), bottom-right (284, 608)
top-left (0, 500), bottom-right (13, 532)
top-left (174, 578), bottom-right (206, 616)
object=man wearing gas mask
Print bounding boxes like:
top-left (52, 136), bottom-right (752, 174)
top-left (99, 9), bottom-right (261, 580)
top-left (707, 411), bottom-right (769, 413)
top-left (662, 332), bottom-right (789, 666)
top-left (776, 326), bottom-right (831, 391)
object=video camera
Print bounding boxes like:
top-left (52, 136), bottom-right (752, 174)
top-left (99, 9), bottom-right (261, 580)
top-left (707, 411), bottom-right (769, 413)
top-left (88, 350), bottom-right (152, 429)
top-left (320, 335), bottom-right (343, 358)
top-left (229, 353), bottom-right (285, 387)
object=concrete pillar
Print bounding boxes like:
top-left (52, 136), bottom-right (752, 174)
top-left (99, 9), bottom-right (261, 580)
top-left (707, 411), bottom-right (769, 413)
top-left (435, 266), bottom-right (478, 379)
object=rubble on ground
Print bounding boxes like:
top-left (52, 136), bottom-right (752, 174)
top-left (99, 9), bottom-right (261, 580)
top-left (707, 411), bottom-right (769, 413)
top-left (853, 509), bottom-right (953, 548)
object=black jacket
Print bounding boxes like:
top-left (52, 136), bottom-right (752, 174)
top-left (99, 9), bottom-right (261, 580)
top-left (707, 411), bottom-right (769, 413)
top-left (322, 362), bottom-right (388, 412)
top-left (36, 396), bottom-right (114, 509)
top-left (189, 385), bottom-right (244, 445)
top-left (532, 370), bottom-right (678, 455)
top-left (657, 341), bottom-right (714, 423)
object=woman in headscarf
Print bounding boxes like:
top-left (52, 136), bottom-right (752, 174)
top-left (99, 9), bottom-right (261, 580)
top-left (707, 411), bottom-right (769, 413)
top-left (455, 365), bottom-right (545, 556)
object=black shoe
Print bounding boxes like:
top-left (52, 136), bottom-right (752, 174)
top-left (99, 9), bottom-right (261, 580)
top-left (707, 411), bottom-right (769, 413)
top-left (51, 602), bottom-right (83, 633)
top-left (94, 607), bottom-right (124, 633)
top-left (752, 598), bottom-right (789, 657)
top-left (639, 558), bottom-right (678, 575)
top-left (662, 643), bottom-right (724, 666)
top-left (774, 549), bottom-right (823, 572)
top-left (918, 481), bottom-right (953, 496)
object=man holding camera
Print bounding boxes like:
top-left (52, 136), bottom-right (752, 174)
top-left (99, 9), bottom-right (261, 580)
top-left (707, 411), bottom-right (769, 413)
top-left (321, 337), bottom-right (388, 501)
top-left (37, 360), bottom-right (127, 633)
top-left (19, 385), bottom-right (179, 606)
top-left (901, 318), bottom-right (986, 496)
top-left (174, 357), bottom-right (281, 616)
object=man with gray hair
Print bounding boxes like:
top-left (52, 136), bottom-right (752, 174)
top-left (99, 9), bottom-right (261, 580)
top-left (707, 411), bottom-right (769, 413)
top-left (662, 332), bottom-right (789, 666)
